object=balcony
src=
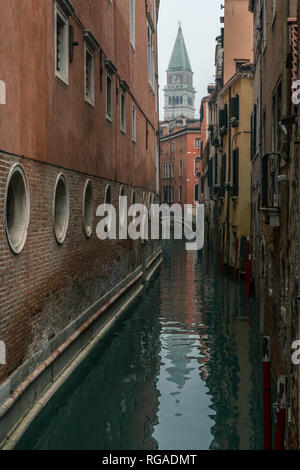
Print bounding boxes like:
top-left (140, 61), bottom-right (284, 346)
top-left (261, 152), bottom-right (281, 227)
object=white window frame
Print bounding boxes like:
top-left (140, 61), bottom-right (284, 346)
top-left (147, 22), bottom-right (154, 89)
top-left (106, 72), bottom-right (113, 122)
top-left (130, 0), bottom-right (135, 49)
top-left (120, 90), bottom-right (126, 133)
top-left (179, 159), bottom-right (183, 176)
top-left (132, 104), bottom-right (136, 143)
top-left (84, 43), bottom-right (95, 106)
top-left (55, 2), bottom-right (69, 85)
top-left (195, 138), bottom-right (201, 149)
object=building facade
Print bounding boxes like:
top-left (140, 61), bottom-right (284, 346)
top-left (0, 0), bottom-right (161, 446)
top-left (160, 118), bottom-right (202, 207)
top-left (200, 0), bottom-right (253, 275)
top-left (163, 25), bottom-right (196, 120)
top-left (249, 0), bottom-right (299, 449)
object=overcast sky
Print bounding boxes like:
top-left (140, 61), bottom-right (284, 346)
top-left (157, 0), bottom-right (221, 119)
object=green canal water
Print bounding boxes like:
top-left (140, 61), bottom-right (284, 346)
top-left (16, 241), bottom-right (263, 450)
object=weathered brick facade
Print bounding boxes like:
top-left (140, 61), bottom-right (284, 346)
top-left (249, 0), bottom-right (299, 449)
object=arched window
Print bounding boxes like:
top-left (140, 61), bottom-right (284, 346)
top-left (53, 174), bottom-right (69, 244)
top-left (5, 164), bottom-right (30, 254)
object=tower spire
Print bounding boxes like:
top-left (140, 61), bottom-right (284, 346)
top-left (168, 24), bottom-right (192, 73)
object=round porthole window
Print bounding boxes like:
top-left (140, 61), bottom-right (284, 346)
top-left (83, 180), bottom-right (94, 238)
top-left (5, 164), bottom-right (30, 254)
top-left (53, 174), bottom-right (69, 244)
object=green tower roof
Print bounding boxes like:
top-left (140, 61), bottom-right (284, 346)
top-left (168, 26), bottom-right (192, 72)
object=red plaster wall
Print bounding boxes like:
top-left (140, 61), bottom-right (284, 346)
top-left (0, 0), bottom-right (159, 191)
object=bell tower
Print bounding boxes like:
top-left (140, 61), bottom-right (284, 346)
top-left (164, 24), bottom-right (196, 120)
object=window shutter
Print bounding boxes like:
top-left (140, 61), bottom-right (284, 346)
top-left (219, 109), bottom-right (224, 128)
top-left (251, 104), bottom-right (257, 160)
top-left (235, 94), bottom-right (239, 121)
top-left (224, 104), bottom-right (228, 128)
top-left (220, 154), bottom-right (226, 197)
top-left (214, 153), bottom-right (218, 186)
top-left (232, 149), bottom-right (239, 197)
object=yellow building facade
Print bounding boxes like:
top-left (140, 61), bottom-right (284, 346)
top-left (219, 69), bottom-right (253, 274)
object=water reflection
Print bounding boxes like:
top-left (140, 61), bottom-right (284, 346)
top-left (16, 240), bottom-right (263, 450)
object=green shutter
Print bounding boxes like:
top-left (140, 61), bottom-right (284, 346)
top-left (232, 149), bottom-right (239, 197)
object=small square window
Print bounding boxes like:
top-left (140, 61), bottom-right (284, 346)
top-left (85, 46), bottom-right (95, 106)
top-left (120, 91), bottom-right (126, 133)
top-left (106, 73), bottom-right (113, 121)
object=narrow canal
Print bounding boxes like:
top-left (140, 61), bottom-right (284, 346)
top-left (16, 241), bottom-right (263, 450)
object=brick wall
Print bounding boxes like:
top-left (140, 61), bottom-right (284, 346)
top-left (0, 152), bottom-right (160, 385)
